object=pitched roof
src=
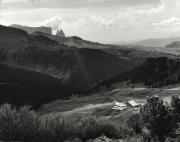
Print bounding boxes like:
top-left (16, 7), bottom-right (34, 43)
top-left (127, 100), bottom-right (139, 107)
top-left (113, 100), bottom-right (127, 107)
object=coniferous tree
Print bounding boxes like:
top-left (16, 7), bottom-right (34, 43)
top-left (140, 96), bottom-right (174, 142)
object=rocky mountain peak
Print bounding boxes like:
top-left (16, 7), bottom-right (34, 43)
top-left (56, 29), bottom-right (65, 38)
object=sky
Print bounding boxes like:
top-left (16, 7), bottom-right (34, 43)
top-left (1, 0), bottom-right (180, 43)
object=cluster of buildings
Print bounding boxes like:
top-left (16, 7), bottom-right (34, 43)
top-left (112, 100), bottom-right (140, 111)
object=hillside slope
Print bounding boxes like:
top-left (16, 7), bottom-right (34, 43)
top-left (97, 57), bottom-right (180, 89)
top-left (0, 64), bottom-right (71, 107)
top-left (126, 57), bottom-right (180, 87)
top-left (0, 25), bottom-right (145, 106)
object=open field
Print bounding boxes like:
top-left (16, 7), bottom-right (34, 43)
top-left (39, 87), bottom-right (180, 126)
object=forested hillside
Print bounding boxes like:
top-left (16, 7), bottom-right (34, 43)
top-left (97, 57), bottom-right (180, 89)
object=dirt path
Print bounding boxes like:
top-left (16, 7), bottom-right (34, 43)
top-left (62, 103), bottom-right (113, 115)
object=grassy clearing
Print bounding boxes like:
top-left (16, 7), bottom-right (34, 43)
top-left (40, 88), bottom-right (177, 116)
top-left (40, 93), bottom-right (112, 114)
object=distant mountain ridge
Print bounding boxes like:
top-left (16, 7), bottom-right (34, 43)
top-left (9, 24), bottom-right (179, 58)
top-left (129, 36), bottom-right (180, 47)
top-left (165, 41), bottom-right (180, 48)
top-left (10, 24), bottom-right (52, 35)
top-left (32, 31), bottom-right (108, 49)
top-left (31, 29), bottom-right (176, 59)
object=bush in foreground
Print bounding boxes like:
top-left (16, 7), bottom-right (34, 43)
top-left (171, 95), bottom-right (180, 119)
top-left (0, 104), bottom-right (40, 141)
top-left (0, 104), bottom-right (134, 142)
top-left (140, 95), bottom-right (180, 142)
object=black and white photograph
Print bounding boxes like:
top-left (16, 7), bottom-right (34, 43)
top-left (0, 0), bottom-right (180, 141)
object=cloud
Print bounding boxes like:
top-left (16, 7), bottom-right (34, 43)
top-left (43, 16), bottom-right (64, 30)
top-left (160, 0), bottom-right (180, 8)
top-left (152, 17), bottom-right (180, 32)
top-left (1, 0), bottom-right (160, 10)
top-left (23, 0), bottom-right (178, 43)
top-left (148, 0), bottom-right (180, 32)
top-left (2, 0), bottom-right (180, 43)
top-left (152, 17), bottom-right (180, 27)
top-left (85, 0), bottom-right (111, 3)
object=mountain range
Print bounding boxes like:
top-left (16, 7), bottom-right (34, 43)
top-left (0, 25), bottom-right (145, 106)
top-left (0, 24), bottom-right (179, 107)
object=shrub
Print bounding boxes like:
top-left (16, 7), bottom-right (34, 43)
top-left (0, 103), bottom-right (140, 141)
top-left (122, 135), bottom-right (144, 142)
top-left (127, 113), bottom-right (143, 135)
top-left (132, 123), bottom-right (142, 134)
top-left (39, 115), bottom-right (82, 141)
top-left (98, 119), bottom-right (134, 139)
top-left (99, 120), bottom-right (121, 139)
top-left (16, 106), bottom-right (40, 141)
top-left (0, 104), bottom-right (18, 141)
top-left (77, 116), bottom-right (102, 141)
top-left (171, 95), bottom-right (180, 119)
top-left (165, 137), bottom-right (180, 142)
top-left (0, 104), bottom-right (40, 141)
top-left (140, 96), bottom-right (174, 142)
